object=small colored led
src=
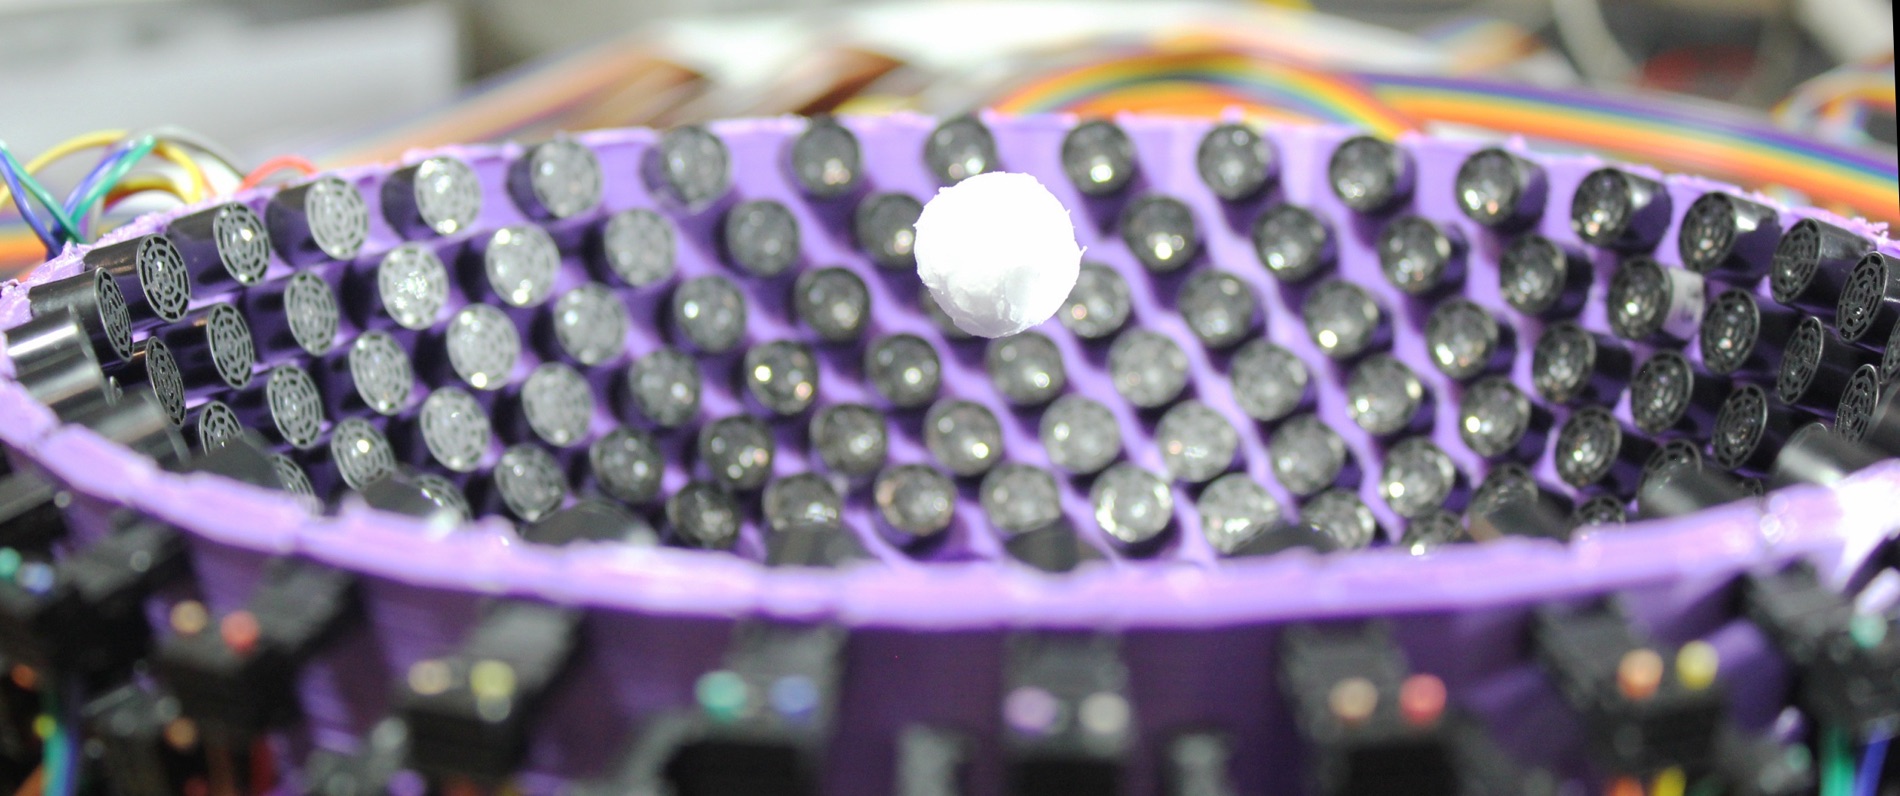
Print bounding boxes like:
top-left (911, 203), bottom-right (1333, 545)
top-left (0, 548), bottom-right (19, 580)
top-left (1077, 692), bottom-right (1131, 737)
top-left (219, 610), bottom-right (261, 656)
top-left (1004, 686), bottom-right (1063, 736)
top-left (1327, 676), bottom-right (1378, 726)
top-left (408, 661), bottom-right (452, 699)
top-left (769, 675), bottom-right (821, 721)
top-left (171, 600), bottom-right (209, 635)
top-left (164, 717), bottom-right (200, 751)
top-left (1674, 640), bottom-right (1719, 691)
top-left (1849, 613), bottom-right (1888, 649)
top-left (1616, 648), bottom-right (1663, 702)
top-left (469, 659), bottom-right (518, 702)
top-left (695, 669), bottom-right (749, 723)
top-left (1397, 673), bottom-right (1447, 728)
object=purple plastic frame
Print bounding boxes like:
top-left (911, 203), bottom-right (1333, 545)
top-left (1, 113), bottom-right (1897, 793)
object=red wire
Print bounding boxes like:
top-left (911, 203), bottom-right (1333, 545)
top-left (237, 155), bottom-right (320, 192)
top-left (248, 739), bottom-right (274, 796)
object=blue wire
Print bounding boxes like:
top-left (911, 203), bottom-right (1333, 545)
top-left (62, 140), bottom-right (137, 219)
top-left (0, 143), bottom-right (60, 255)
top-left (1858, 733), bottom-right (1891, 796)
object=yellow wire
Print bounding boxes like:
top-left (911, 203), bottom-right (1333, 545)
top-left (2, 130), bottom-right (210, 209)
top-left (1652, 767), bottom-right (1686, 796)
top-left (104, 174), bottom-right (191, 207)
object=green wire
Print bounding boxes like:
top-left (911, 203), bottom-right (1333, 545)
top-left (39, 687), bottom-right (68, 796)
top-left (0, 143), bottom-right (83, 244)
top-left (1822, 726), bottom-right (1856, 796)
top-left (70, 135), bottom-right (157, 240)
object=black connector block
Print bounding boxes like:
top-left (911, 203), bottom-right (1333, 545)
top-left (664, 623), bottom-right (847, 796)
top-left (1531, 603), bottom-right (1727, 774)
top-left (1279, 623), bottom-right (1457, 796)
top-left (399, 600), bottom-right (580, 783)
top-left (1003, 633), bottom-right (1132, 796)
top-left (896, 725), bottom-right (968, 796)
top-left (1741, 563), bottom-right (1899, 736)
top-left (302, 717), bottom-right (412, 796)
top-left (0, 520), bottom-right (187, 680)
top-left (0, 472), bottom-right (73, 552)
top-left (1712, 727), bottom-right (1815, 796)
top-left (83, 685), bottom-right (203, 796)
top-left (156, 559), bottom-right (359, 739)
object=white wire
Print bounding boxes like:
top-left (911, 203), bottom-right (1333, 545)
top-left (1550, 0), bottom-right (1640, 86)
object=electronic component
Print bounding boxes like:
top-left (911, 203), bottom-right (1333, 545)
top-left (1571, 168), bottom-right (1670, 252)
top-left (22, 270), bottom-right (134, 365)
top-left (1252, 204), bottom-right (1334, 283)
top-left (164, 202), bottom-right (272, 289)
top-left (84, 233), bottom-right (192, 325)
top-left (1629, 350), bottom-right (1727, 438)
top-left (1554, 407), bottom-right (1656, 496)
top-left (1197, 123), bottom-right (1275, 202)
top-left (662, 624), bottom-right (846, 795)
top-left (1634, 455), bottom-right (1751, 520)
top-left (1700, 287), bottom-right (1798, 378)
top-left (156, 559), bottom-right (360, 739)
top-left (1499, 235), bottom-right (1589, 318)
top-left (1532, 603), bottom-right (1727, 774)
top-left (266, 176), bottom-right (369, 266)
top-left (1710, 384), bottom-right (1808, 476)
top-left (1454, 147), bottom-right (1545, 230)
top-left (789, 116), bottom-right (862, 200)
top-left (1767, 421), bottom-right (1885, 489)
top-left (1678, 192), bottom-right (1779, 281)
top-left (1770, 218), bottom-right (1872, 316)
top-left (301, 717), bottom-right (411, 796)
top-left (83, 685), bottom-right (204, 796)
top-left (0, 519), bottom-right (187, 679)
top-left (510, 137), bottom-right (603, 221)
top-left (1328, 135), bottom-right (1413, 214)
top-left (0, 471), bottom-right (75, 552)
top-left (1120, 195), bottom-right (1201, 274)
top-left (1779, 315), bottom-right (1877, 417)
top-left (1607, 257), bottom-right (1704, 344)
top-left (1376, 216), bottom-right (1464, 296)
top-left (1003, 633), bottom-right (1132, 795)
top-left (1741, 563), bottom-right (1899, 736)
top-left (1303, 280), bottom-right (1389, 360)
top-left (896, 725), bottom-right (968, 796)
top-left (1278, 623), bottom-right (1460, 796)
top-left (399, 600), bottom-right (580, 782)
top-left (1424, 298), bottom-right (1511, 381)
top-left (924, 115), bottom-right (998, 185)
top-left (383, 155), bottom-right (482, 238)
top-left (1061, 120), bottom-right (1138, 197)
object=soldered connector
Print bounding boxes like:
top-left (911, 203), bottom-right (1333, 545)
top-left (156, 560), bottom-right (359, 739)
top-left (1741, 563), bottom-right (1899, 736)
top-left (399, 600), bottom-right (580, 782)
top-left (1531, 603), bottom-right (1727, 774)
top-left (1003, 633), bottom-right (1133, 795)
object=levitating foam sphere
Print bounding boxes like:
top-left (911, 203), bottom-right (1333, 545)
top-left (914, 171), bottom-right (1083, 338)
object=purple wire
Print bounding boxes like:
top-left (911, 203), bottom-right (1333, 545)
top-left (1858, 732), bottom-right (1891, 796)
top-left (63, 141), bottom-right (137, 217)
top-left (0, 149), bottom-right (59, 254)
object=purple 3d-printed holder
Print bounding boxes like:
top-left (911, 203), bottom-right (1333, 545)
top-left (2, 113), bottom-right (1897, 793)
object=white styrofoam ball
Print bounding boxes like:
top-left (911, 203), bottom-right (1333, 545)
top-left (914, 171), bottom-right (1083, 338)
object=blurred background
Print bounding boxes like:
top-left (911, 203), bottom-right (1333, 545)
top-left (0, 0), bottom-right (1893, 272)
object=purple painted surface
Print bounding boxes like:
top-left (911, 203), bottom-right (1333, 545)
top-left (0, 113), bottom-right (1894, 793)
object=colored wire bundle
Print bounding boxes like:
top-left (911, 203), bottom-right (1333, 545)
top-left (988, 47), bottom-right (1899, 226)
top-left (0, 129), bottom-right (313, 276)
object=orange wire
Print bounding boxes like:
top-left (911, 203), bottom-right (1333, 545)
top-left (12, 766), bottom-right (43, 796)
top-left (237, 155), bottom-right (320, 192)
